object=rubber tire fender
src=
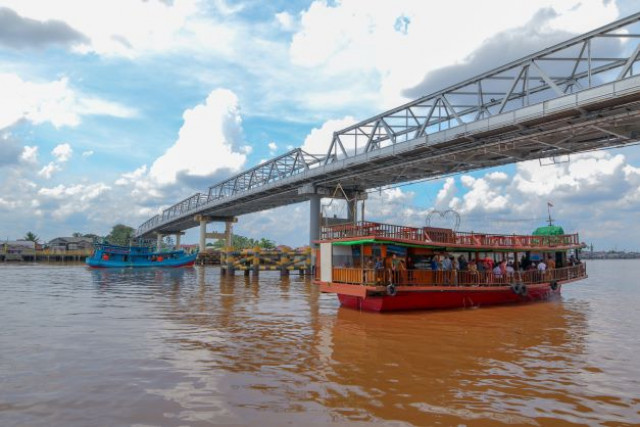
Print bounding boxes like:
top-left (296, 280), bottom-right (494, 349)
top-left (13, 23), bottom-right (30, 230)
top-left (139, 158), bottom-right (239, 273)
top-left (386, 283), bottom-right (397, 296)
top-left (550, 281), bottom-right (559, 291)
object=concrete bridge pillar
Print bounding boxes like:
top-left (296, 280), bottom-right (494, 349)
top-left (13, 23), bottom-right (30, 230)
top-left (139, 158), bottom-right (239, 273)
top-left (175, 232), bottom-right (184, 250)
top-left (347, 199), bottom-right (356, 224)
top-left (309, 194), bottom-right (321, 247)
top-left (225, 221), bottom-right (233, 247)
top-left (197, 216), bottom-right (209, 253)
top-left (156, 233), bottom-right (163, 251)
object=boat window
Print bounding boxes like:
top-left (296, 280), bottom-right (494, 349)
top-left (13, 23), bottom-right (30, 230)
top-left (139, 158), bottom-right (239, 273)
top-left (332, 245), bottom-right (355, 268)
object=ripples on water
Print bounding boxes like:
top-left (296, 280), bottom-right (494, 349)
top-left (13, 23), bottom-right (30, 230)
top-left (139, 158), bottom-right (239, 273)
top-left (1, 261), bottom-right (639, 426)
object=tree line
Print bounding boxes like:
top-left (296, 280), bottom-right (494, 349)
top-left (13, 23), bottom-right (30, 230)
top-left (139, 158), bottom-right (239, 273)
top-left (21, 224), bottom-right (277, 249)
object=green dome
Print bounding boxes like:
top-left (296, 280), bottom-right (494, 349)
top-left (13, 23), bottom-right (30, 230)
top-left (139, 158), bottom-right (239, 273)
top-left (532, 225), bottom-right (565, 236)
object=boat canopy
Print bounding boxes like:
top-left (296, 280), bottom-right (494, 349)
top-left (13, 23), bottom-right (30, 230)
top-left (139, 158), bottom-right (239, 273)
top-left (532, 225), bottom-right (565, 236)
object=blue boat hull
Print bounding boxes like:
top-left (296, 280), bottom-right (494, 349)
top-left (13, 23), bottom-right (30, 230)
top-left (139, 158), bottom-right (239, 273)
top-left (86, 253), bottom-right (197, 268)
top-left (85, 243), bottom-right (198, 268)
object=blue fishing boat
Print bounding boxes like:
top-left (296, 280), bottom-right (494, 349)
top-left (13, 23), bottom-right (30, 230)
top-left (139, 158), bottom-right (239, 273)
top-left (86, 242), bottom-right (197, 268)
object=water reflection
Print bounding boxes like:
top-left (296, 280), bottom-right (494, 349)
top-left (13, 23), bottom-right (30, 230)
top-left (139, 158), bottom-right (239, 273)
top-left (2, 263), bottom-right (638, 426)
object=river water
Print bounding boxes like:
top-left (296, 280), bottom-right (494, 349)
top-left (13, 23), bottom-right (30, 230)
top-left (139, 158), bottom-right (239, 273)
top-left (1, 260), bottom-right (639, 426)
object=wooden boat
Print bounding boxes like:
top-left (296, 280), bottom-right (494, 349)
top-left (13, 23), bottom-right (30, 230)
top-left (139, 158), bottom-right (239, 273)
top-left (85, 242), bottom-right (197, 268)
top-left (313, 221), bottom-right (587, 312)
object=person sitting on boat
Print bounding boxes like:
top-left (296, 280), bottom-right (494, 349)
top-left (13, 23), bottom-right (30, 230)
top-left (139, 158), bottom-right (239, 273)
top-left (374, 257), bottom-right (384, 284)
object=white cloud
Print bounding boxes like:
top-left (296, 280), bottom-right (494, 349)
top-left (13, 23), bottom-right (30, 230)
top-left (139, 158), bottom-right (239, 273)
top-left (0, 73), bottom-right (138, 129)
top-left (20, 145), bottom-right (38, 164)
top-left (289, 0), bottom-right (618, 107)
top-left (37, 182), bottom-right (111, 220)
top-left (81, 150), bottom-right (94, 158)
top-left (52, 143), bottom-right (72, 162)
top-left (435, 177), bottom-right (456, 209)
top-left (275, 11), bottom-right (295, 31)
top-left (37, 162), bottom-right (61, 179)
top-left (115, 165), bottom-right (148, 186)
top-left (148, 88), bottom-right (247, 186)
top-left (300, 116), bottom-right (356, 155)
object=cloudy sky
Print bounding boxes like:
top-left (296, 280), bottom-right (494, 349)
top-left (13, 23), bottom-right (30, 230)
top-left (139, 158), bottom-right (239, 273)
top-left (1, 0), bottom-right (640, 250)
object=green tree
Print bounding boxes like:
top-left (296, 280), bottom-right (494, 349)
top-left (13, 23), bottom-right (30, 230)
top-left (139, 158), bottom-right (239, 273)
top-left (72, 232), bottom-right (83, 237)
top-left (106, 224), bottom-right (134, 246)
top-left (258, 238), bottom-right (276, 249)
top-left (23, 231), bottom-right (40, 243)
top-left (212, 234), bottom-right (265, 249)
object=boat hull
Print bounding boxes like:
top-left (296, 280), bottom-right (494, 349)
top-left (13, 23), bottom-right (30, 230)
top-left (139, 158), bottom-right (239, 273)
top-left (85, 254), bottom-right (197, 268)
top-left (331, 282), bottom-right (563, 312)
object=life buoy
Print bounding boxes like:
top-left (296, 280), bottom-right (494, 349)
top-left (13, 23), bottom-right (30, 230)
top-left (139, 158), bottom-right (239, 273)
top-left (511, 282), bottom-right (527, 296)
top-left (519, 283), bottom-right (528, 296)
top-left (386, 283), bottom-right (397, 296)
top-left (550, 281), bottom-right (559, 291)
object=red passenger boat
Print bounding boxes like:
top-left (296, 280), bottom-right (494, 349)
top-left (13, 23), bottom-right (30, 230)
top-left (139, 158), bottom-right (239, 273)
top-left (313, 221), bottom-right (587, 312)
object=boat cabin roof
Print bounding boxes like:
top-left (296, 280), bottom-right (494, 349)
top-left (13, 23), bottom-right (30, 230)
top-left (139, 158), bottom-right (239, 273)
top-left (317, 221), bottom-right (584, 252)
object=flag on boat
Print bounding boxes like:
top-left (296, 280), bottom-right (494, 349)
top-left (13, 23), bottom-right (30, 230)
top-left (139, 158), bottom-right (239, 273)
top-left (548, 201), bottom-right (553, 207)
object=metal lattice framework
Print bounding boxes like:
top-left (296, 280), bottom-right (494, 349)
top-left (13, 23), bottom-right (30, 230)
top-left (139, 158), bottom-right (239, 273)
top-left (207, 149), bottom-right (324, 199)
top-left (136, 13), bottom-right (640, 238)
top-left (324, 13), bottom-right (640, 161)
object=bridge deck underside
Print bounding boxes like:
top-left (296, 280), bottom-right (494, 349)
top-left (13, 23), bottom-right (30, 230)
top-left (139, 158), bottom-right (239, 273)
top-left (139, 86), bottom-right (640, 237)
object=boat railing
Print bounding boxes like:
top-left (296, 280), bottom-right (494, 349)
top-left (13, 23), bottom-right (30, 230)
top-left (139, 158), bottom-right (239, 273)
top-left (320, 221), bottom-right (581, 248)
top-left (331, 263), bottom-right (586, 287)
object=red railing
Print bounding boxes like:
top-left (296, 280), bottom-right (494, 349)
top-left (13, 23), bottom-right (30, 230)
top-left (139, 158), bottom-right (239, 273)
top-left (320, 221), bottom-right (581, 249)
top-left (331, 264), bottom-right (586, 287)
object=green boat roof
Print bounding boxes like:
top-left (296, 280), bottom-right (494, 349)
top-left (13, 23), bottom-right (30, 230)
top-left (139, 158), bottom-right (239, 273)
top-left (532, 225), bottom-right (565, 236)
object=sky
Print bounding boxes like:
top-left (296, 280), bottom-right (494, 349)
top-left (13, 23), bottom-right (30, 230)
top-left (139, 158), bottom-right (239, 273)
top-left (1, 0), bottom-right (640, 250)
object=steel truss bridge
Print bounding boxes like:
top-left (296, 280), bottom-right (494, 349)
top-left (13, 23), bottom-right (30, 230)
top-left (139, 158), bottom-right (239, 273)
top-left (136, 13), bottom-right (640, 241)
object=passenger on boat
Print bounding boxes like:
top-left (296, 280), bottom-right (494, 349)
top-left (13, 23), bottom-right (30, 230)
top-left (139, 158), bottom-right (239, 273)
top-left (546, 255), bottom-right (556, 269)
top-left (468, 259), bottom-right (478, 273)
top-left (545, 255), bottom-right (555, 279)
top-left (492, 263), bottom-right (503, 280)
top-left (430, 256), bottom-right (439, 271)
top-left (374, 257), bottom-right (384, 284)
top-left (458, 255), bottom-right (468, 271)
top-left (391, 254), bottom-right (401, 284)
top-left (506, 261), bottom-right (515, 277)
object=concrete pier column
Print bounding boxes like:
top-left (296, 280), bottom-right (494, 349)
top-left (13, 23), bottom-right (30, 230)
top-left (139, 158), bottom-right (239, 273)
top-left (309, 194), bottom-right (321, 247)
top-left (156, 233), bottom-right (163, 251)
top-left (347, 199), bottom-right (356, 224)
top-left (175, 233), bottom-right (181, 249)
top-left (224, 221), bottom-right (233, 247)
top-left (199, 219), bottom-right (207, 252)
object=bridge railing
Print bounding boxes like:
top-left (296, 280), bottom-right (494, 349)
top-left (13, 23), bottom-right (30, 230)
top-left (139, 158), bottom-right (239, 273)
top-left (161, 193), bottom-right (208, 221)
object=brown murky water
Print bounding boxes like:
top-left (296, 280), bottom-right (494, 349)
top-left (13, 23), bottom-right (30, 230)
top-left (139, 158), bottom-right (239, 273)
top-left (1, 260), bottom-right (639, 426)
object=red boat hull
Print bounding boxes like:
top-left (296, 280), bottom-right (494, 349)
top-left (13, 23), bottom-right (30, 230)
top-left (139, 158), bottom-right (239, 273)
top-left (336, 283), bottom-right (561, 312)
